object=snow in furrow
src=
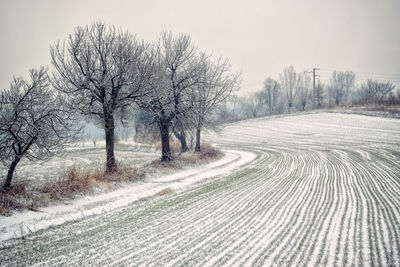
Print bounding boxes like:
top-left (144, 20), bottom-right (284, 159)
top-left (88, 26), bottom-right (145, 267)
top-left (0, 112), bottom-right (399, 266)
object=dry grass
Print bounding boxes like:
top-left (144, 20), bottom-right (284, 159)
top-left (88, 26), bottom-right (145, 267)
top-left (42, 165), bottom-right (97, 200)
top-left (155, 138), bottom-right (182, 155)
top-left (0, 164), bottom-right (145, 216)
top-left (146, 143), bottom-right (223, 176)
top-left (152, 187), bottom-right (175, 198)
top-left (349, 104), bottom-right (400, 114)
top-left (148, 160), bottom-right (180, 171)
top-left (42, 165), bottom-right (145, 201)
top-left (0, 205), bottom-right (10, 216)
top-left (1, 143), bottom-right (221, 215)
top-left (0, 183), bottom-right (36, 216)
top-left (178, 144), bottom-right (223, 165)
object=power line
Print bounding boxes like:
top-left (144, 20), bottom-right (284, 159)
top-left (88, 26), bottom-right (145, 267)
top-left (316, 69), bottom-right (400, 86)
top-left (318, 69), bottom-right (400, 79)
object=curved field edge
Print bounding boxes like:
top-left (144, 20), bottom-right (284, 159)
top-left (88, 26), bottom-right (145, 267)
top-left (0, 112), bottom-right (399, 266)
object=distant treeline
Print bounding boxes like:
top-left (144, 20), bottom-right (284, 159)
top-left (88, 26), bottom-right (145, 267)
top-left (212, 66), bottom-right (399, 123)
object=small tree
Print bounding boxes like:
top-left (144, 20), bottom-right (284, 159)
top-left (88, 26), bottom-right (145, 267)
top-left (295, 71), bottom-right (311, 111)
top-left (315, 81), bottom-right (325, 108)
top-left (280, 66), bottom-right (302, 111)
top-left (138, 32), bottom-right (201, 160)
top-left (0, 67), bottom-right (78, 189)
top-left (328, 70), bottom-right (355, 106)
top-left (359, 79), bottom-right (395, 103)
top-left (162, 31), bottom-right (201, 154)
top-left (192, 55), bottom-right (240, 151)
top-left (262, 78), bottom-right (280, 115)
top-left (51, 22), bottom-right (152, 172)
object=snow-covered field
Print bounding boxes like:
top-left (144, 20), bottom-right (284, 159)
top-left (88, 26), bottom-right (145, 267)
top-left (1, 112), bottom-right (399, 266)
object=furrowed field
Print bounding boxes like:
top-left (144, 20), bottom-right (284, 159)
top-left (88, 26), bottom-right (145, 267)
top-left (1, 112), bottom-right (399, 266)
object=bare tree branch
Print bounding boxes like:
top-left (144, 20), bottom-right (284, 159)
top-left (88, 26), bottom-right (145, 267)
top-left (0, 67), bottom-right (79, 189)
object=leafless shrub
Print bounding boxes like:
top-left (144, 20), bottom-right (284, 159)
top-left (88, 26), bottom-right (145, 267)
top-left (198, 144), bottom-right (220, 160)
top-left (148, 159), bottom-right (180, 172)
top-left (42, 165), bottom-right (95, 199)
top-left (0, 182), bottom-right (34, 216)
top-left (153, 187), bottom-right (175, 198)
top-left (178, 143), bottom-right (223, 164)
top-left (106, 165), bottom-right (145, 183)
top-left (155, 138), bottom-right (181, 155)
top-left (42, 164), bottom-right (144, 200)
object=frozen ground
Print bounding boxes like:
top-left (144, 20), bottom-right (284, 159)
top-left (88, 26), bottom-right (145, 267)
top-left (1, 112), bottom-right (399, 266)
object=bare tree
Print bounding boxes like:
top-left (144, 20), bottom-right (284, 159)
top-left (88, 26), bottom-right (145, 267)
top-left (296, 71), bottom-right (311, 111)
top-left (0, 67), bottom-right (78, 189)
top-left (253, 90), bottom-right (268, 117)
top-left (280, 66), bottom-right (302, 111)
top-left (360, 79), bottom-right (395, 103)
top-left (51, 22), bottom-right (152, 172)
top-left (360, 79), bottom-right (378, 101)
top-left (163, 32), bottom-right (202, 154)
top-left (315, 81), bottom-right (325, 108)
top-left (262, 78), bottom-right (280, 114)
top-left (328, 70), bottom-right (355, 106)
top-left (192, 55), bottom-right (240, 151)
top-left (132, 109), bottom-right (159, 143)
top-left (138, 32), bottom-right (200, 160)
top-left (375, 81), bottom-right (395, 100)
top-left (214, 96), bottom-right (239, 123)
top-left (244, 95), bottom-right (260, 118)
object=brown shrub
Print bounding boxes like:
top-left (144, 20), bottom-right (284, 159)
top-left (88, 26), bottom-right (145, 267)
top-left (42, 164), bottom-right (145, 200)
top-left (198, 144), bottom-right (220, 160)
top-left (146, 144), bottom-right (222, 176)
top-left (155, 138), bottom-right (181, 154)
top-left (106, 166), bottom-right (145, 183)
top-left (0, 205), bottom-right (11, 216)
top-left (153, 187), bottom-right (175, 197)
top-left (148, 159), bottom-right (179, 172)
top-left (178, 144), bottom-right (223, 164)
top-left (42, 165), bottom-right (95, 199)
top-left (2, 182), bottom-right (28, 196)
top-left (0, 182), bottom-right (31, 216)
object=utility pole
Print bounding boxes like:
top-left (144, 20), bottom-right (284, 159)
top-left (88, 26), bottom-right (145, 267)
top-left (311, 68), bottom-right (320, 108)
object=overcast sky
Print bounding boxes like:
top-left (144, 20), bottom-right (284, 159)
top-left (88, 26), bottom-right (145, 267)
top-left (1, 0), bottom-right (399, 95)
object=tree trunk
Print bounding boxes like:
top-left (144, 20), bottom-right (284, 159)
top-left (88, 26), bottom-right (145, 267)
top-left (195, 128), bottom-right (201, 152)
top-left (173, 128), bottom-right (188, 153)
top-left (268, 90), bottom-right (272, 115)
top-left (178, 132), bottom-right (188, 153)
top-left (160, 120), bottom-right (173, 161)
top-left (105, 114), bottom-right (116, 173)
top-left (4, 156), bottom-right (21, 189)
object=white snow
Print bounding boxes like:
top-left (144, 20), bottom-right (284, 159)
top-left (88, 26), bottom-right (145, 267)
top-left (1, 112), bottom-right (399, 266)
top-left (0, 149), bottom-right (256, 243)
